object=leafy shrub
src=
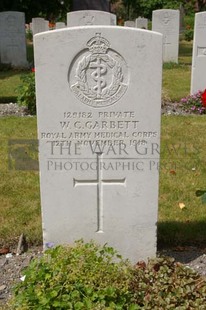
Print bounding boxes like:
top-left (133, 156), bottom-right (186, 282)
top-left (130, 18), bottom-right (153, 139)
top-left (17, 70), bottom-right (36, 115)
top-left (184, 28), bottom-right (194, 41)
top-left (10, 240), bottom-right (135, 310)
top-left (180, 89), bottom-right (206, 114)
top-left (9, 241), bottom-right (206, 309)
top-left (130, 256), bottom-right (206, 309)
top-left (26, 29), bottom-right (33, 42)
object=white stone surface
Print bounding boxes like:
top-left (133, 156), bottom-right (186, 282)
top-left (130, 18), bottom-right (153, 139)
top-left (0, 11), bottom-right (28, 67)
top-left (32, 18), bottom-right (49, 35)
top-left (152, 9), bottom-right (179, 63)
top-left (67, 10), bottom-right (116, 26)
top-left (135, 17), bottom-right (148, 29)
top-left (34, 26), bottom-right (162, 263)
top-left (55, 22), bottom-right (66, 29)
top-left (191, 12), bottom-right (206, 94)
top-left (124, 21), bottom-right (135, 27)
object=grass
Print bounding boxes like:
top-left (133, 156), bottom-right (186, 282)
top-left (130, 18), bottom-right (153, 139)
top-left (162, 40), bottom-right (192, 102)
top-left (0, 117), bottom-right (42, 247)
top-left (0, 116), bottom-right (206, 248)
top-left (158, 116), bottom-right (206, 247)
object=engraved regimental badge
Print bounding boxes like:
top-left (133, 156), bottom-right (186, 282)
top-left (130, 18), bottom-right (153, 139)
top-left (69, 33), bottom-right (128, 108)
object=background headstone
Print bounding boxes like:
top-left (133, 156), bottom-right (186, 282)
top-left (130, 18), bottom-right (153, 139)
top-left (67, 10), bottom-right (116, 26)
top-left (191, 12), bottom-right (206, 94)
top-left (71, 0), bottom-right (110, 12)
top-left (0, 11), bottom-right (28, 67)
top-left (124, 20), bottom-right (135, 27)
top-left (135, 17), bottom-right (148, 29)
top-left (55, 22), bottom-right (66, 29)
top-left (152, 9), bottom-right (179, 63)
top-left (32, 17), bottom-right (49, 35)
top-left (34, 26), bottom-right (162, 263)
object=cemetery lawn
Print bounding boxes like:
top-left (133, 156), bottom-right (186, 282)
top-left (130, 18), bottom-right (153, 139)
top-left (0, 115), bottom-right (206, 248)
top-left (0, 71), bottom-right (26, 103)
top-left (0, 117), bottom-right (41, 247)
top-left (159, 115), bottom-right (206, 247)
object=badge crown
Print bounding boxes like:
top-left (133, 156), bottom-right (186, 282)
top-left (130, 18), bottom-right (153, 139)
top-left (87, 33), bottom-right (110, 54)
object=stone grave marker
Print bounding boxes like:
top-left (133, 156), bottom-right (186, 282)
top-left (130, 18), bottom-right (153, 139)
top-left (124, 20), bottom-right (135, 27)
top-left (55, 22), bottom-right (66, 29)
top-left (135, 17), bottom-right (148, 29)
top-left (0, 11), bottom-right (28, 67)
top-left (152, 9), bottom-right (179, 63)
top-left (67, 10), bottom-right (116, 26)
top-left (32, 17), bottom-right (49, 35)
top-left (191, 12), bottom-right (206, 94)
top-left (34, 26), bottom-right (162, 263)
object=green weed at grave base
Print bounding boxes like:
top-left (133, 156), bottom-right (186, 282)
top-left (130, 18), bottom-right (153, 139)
top-left (8, 241), bottom-right (206, 309)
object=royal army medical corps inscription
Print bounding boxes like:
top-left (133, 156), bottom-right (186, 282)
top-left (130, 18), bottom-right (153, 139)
top-left (68, 33), bottom-right (129, 108)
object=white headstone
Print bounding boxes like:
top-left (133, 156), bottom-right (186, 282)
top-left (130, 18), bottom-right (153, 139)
top-left (34, 26), bottom-right (162, 263)
top-left (55, 22), bottom-right (66, 29)
top-left (152, 9), bottom-right (179, 63)
top-left (191, 12), bottom-right (206, 94)
top-left (67, 10), bottom-right (116, 26)
top-left (0, 11), bottom-right (28, 67)
top-left (124, 21), bottom-right (135, 27)
top-left (32, 18), bottom-right (49, 35)
top-left (135, 17), bottom-right (148, 29)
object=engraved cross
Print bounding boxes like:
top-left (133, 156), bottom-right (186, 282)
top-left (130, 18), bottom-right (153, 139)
top-left (73, 153), bottom-right (126, 233)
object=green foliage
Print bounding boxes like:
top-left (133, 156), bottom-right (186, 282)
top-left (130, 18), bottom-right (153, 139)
top-left (17, 72), bottom-right (36, 115)
top-left (26, 29), bottom-right (33, 42)
top-left (10, 242), bottom-right (206, 309)
top-left (184, 28), bottom-right (194, 41)
top-left (163, 62), bottom-right (182, 69)
top-left (130, 256), bottom-right (206, 309)
top-left (184, 15), bottom-right (195, 29)
top-left (10, 241), bottom-right (134, 309)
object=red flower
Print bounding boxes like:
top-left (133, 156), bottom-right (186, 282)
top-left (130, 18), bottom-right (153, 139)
top-left (31, 68), bottom-right (35, 73)
top-left (201, 89), bottom-right (206, 107)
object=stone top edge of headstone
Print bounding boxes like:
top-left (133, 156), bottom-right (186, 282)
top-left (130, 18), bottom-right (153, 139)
top-left (32, 17), bottom-right (46, 19)
top-left (153, 9), bottom-right (179, 12)
top-left (67, 10), bottom-right (114, 14)
top-left (0, 11), bottom-right (24, 14)
top-left (34, 25), bottom-right (162, 38)
top-left (195, 11), bottom-right (206, 16)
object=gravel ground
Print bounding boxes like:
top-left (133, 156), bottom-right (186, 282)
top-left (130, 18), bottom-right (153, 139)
top-left (0, 103), bottom-right (29, 117)
top-left (0, 102), bottom-right (206, 306)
